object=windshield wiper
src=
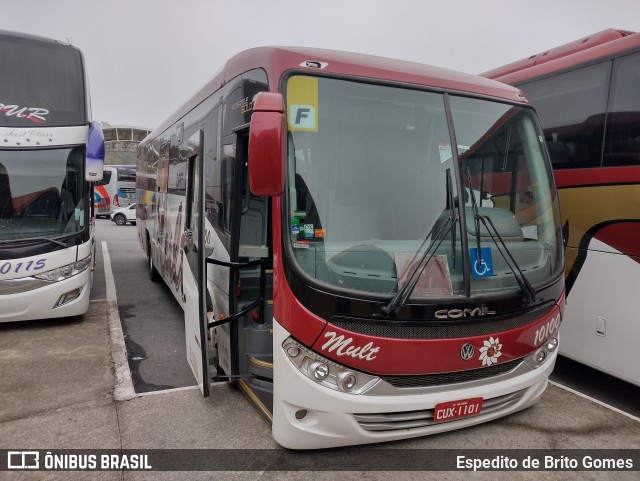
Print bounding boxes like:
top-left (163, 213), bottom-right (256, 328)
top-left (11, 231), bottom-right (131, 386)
top-left (447, 168), bottom-right (458, 271)
top-left (0, 236), bottom-right (68, 247)
top-left (381, 169), bottom-right (458, 317)
top-left (477, 214), bottom-right (536, 305)
top-left (466, 166), bottom-right (484, 267)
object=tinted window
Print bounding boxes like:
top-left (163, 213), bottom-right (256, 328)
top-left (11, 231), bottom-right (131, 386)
top-left (222, 69), bottom-right (268, 136)
top-left (519, 62), bottom-right (611, 169)
top-left (0, 34), bottom-right (86, 127)
top-left (603, 52), bottom-right (640, 167)
top-left (94, 170), bottom-right (112, 186)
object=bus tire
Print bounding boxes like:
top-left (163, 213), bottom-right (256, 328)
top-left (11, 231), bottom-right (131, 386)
top-left (148, 244), bottom-right (160, 283)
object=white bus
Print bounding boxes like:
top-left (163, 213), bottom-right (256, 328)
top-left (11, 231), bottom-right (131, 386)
top-left (485, 29), bottom-right (640, 386)
top-left (0, 30), bottom-right (104, 323)
top-left (138, 47), bottom-right (565, 449)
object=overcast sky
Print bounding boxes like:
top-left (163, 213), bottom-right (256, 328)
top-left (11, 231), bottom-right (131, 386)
top-left (3, 0), bottom-right (639, 129)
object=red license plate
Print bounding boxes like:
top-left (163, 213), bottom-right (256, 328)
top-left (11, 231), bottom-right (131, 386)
top-left (434, 397), bottom-right (484, 423)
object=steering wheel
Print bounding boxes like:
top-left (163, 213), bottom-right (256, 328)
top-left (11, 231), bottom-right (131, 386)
top-left (23, 190), bottom-right (60, 218)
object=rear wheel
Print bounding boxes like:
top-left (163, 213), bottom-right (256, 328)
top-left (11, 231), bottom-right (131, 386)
top-left (114, 214), bottom-right (127, 226)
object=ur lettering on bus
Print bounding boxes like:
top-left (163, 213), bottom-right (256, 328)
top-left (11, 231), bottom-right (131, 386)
top-left (0, 103), bottom-right (49, 123)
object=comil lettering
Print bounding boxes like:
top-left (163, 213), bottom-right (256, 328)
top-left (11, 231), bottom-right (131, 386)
top-left (321, 332), bottom-right (380, 361)
top-left (434, 305), bottom-right (496, 319)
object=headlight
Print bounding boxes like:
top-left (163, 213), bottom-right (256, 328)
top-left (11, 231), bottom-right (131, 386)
top-left (35, 255), bottom-right (92, 282)
top-left (283, 337), bottom-right (380, 394)
top-left (524, 336), bottom-right (558, 369)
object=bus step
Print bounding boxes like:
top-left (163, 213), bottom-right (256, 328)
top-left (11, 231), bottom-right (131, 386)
top-left (248, 355), bottom-right (273, 380)
top-left (240, 377), bottom-right (274, 419)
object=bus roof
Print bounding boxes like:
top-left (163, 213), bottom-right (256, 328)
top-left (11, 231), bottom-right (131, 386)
top-left (147, 46), bottom-right (528, 141)
top-left (483, 29), bottom-right (640, 84)
top-left (0, 29), bottom-right (80, 52)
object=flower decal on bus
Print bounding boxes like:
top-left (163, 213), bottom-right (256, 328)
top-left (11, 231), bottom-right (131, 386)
top-left (479, 336), bottom-right (502, 366)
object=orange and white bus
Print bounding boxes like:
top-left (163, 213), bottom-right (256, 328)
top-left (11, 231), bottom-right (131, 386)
top-left (485, 29), bottom-right (640, 386)
top-left (137, 47), bottom-right (565, 448)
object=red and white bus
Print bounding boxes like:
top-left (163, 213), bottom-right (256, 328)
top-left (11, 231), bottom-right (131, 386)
top-left (0, 30), bottom-right (104, 323)
top-left (484, 29), bottom-right (640, 387)
top-left (137, 47), bottom-right (565, 449)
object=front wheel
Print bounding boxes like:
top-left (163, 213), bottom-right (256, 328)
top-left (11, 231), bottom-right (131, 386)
top-left (114, 214), bottom-right (127, 226)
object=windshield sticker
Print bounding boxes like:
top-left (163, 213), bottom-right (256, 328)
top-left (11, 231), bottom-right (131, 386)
top-left (314, 228), bottom-right (326, 238)
top-left (439, 143), bottom-right (471, 163)
top-left (303, 224), bottom-right (314, 238)
top-left (439, 143), bottom-right (452, 163)
top-left (470, 247), bottom-right (494, 279)
top-left (287, 76), bottom-right (318, 132)
top-left (290, 105), bottom-right (316, 130)
top-left (293, 211), bottom-right (306, 219)
top-left (394, 253), bottom-right (453, 296)
top-left (0, 103), bottom-right (49, 124)
top-left (294, 240), bottom-right (310, 249)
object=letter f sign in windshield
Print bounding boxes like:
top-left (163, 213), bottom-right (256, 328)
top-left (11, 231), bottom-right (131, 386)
top-left (289, 105), bottom-right (316, 130)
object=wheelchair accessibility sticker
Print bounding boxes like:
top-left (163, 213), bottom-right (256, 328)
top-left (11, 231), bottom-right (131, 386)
top-left (470, 247), bottom-right (493, 279)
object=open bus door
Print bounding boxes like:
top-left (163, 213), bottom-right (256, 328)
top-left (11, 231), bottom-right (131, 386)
top-left (182, 92), bottom-right (286, 400)
top-left (182, 130), bottom-right (210, 396)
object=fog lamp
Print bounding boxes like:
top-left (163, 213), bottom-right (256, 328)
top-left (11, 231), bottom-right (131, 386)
top-left (54, 287), bottom-right (82, 308)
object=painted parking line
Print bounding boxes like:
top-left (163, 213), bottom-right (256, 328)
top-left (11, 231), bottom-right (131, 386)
top-left (136, 381), bottom-right (229, 398)
top-left (550, 380), bottom-right (640, 423)
top-left (102, 241), bottom-right (137, 401)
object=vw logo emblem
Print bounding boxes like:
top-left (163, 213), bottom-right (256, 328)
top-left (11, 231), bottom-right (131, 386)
top-left (460, 343), bottom-right (475, 361)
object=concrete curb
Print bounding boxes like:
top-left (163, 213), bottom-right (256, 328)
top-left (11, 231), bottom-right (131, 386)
top-left (102, 241), bottom-right (137, 401)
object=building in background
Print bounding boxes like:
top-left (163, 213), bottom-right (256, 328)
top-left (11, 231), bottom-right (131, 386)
top-left (94, 124), bottom-right (150, 215)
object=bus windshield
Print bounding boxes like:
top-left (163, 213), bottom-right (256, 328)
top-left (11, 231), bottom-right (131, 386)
top-left (0, 147), bottom-right (86, 241)
top-left (286, 75), bottom-right (563, 298)
top-left (0, 33), bottom-right (86, 127)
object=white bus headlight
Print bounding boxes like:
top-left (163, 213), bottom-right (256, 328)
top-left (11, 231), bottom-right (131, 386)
top-left (524, 336), bottom-right (558, 369)
top-left (35, 255), bottom-right (91, 282)
top-left (283, 337), bottom-right (380, 394)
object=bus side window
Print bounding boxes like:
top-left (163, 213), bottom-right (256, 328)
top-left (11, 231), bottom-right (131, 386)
top-left (520, 61), bottom-right (611, 169)
top-left (603, 52), bottom-right (640, 167)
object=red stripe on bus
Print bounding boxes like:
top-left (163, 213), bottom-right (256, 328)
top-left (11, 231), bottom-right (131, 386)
top-left (555, 166), bottom-right (640, 188)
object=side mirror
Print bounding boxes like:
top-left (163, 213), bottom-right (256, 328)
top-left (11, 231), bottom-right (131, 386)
top-left (86, 121), bottom-right (105, 182)
top-left (248, 92), bottom-right (286, 196)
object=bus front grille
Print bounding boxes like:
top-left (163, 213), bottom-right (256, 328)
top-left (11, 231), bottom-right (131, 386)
top-left (353, 389), bottom-right (526, 432)
top-left (381, 359), bottom-right (522, 388)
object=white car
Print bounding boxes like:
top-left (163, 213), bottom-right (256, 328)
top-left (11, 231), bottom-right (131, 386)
top-left (110, 204), bottom-right (137, 226)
